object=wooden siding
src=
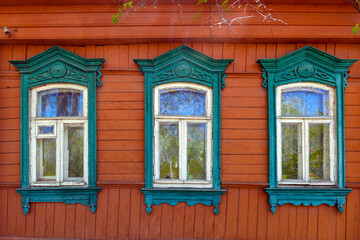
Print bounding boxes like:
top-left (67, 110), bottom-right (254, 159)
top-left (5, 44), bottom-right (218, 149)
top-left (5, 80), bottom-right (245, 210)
top-left (1, 42), bottom-right (360, 239)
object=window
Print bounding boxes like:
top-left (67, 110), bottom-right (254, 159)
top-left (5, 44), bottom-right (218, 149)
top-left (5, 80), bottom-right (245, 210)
top-left (10, 46), bottom-right (104, 215)
top-left (258, 46), bottom-right (356, 214)
top-left (135, 45), bottom-right (233, 214)
top-left (277, 83), bottom-right (335, 185)
top-left (30, 84), bottom-right (88, 186)
top-left (154, 83), bottom-right (212, 188)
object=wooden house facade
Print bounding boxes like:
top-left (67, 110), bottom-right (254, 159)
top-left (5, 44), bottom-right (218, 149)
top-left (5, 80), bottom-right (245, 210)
top-left (1, 0), bottom-right (360, 239)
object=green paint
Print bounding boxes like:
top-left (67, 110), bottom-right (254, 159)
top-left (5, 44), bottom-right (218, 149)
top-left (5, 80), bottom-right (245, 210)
top-left (10, 46), bottom-right (104, 215)
top-left (135, 45), bottom-right (232, 214)
top-left (258, 46), bottom-right (357, 214)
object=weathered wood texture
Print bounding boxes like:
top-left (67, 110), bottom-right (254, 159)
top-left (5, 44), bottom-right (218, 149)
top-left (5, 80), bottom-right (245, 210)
top-left (0, 4), bottom-right (359, 44)
top-left (0, 42), bottom-right (360, 239)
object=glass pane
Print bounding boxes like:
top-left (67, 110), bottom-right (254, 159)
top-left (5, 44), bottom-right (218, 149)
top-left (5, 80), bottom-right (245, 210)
top-left (38, 126), bottom-right (54, 134)
top-left (309, 123), bottom-right (330, 181)
top-left (36, 138), bottom-right (56, 180)
top-left (282, 123), bottom-right (303, 180)
top-left (159, 88), bottom-right (206, 116)
top-left (281, 87), bottom-right (329, 117)
top-left (66, 126), bottom-right (84, 178)
top-left (37, 89), bottom-right (83, 117)
top-left (159, 122), bottom-right (179, 179)
top-left (187, 123), bottom-right (206, 180)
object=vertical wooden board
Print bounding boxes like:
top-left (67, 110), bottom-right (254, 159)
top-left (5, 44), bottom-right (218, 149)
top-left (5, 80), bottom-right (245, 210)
top-left (223, 43), bottom-right (234, 72)
top-left (148, 43), bottom-right (159, 58)
top-left (129, 188), bottom-right (141, 240)
top-left (327, 206), bottom-right (337, 240)
top-left (214, 190), bottom-right (227, 239)
top-left (161, 204), bottom-right (174, 240)
top-left (106, 189), bottom-right (119, 240)
top-left (95, 46), bottom-right (104, 58)
top-left (212, 43), bottom-right (223, 60)
top-left (278, 204), bottom-right (289, 240)
top-left (128, 44), bottom-right (139, 70)
top-left (286, 44), bottom-right (296, 54)
top-left (158, 43), bottom-right (170, 56)
top-left (327, 43), bottom-right (335, 56)
top-left (103, 45), bottom-right (119, 70)
top-left (318, 205), bottom-right (330, 240)
top-left (15, 192), bottom-right (26, 237)
top-left (266, 205), bottom-right (279, 240)
top-left (256, 189), bottom-right (268, 240)
top-left (74, 46), bottom-right (86, 58)
top-left (317, 44), bottom-right (327, 52)
top-left (149, 204), bottom-right (161, 239)
top-left (348, 44), bottom-right (360, 76)
top-left (26, 45), bottom-right (45, 59)
top-left (53, 203), bottom-right (65, 238)
top-left (85, 45), bottom-right (96, 58)
top-left (118, 189), bottom-right (131, 239)
top-left (84, 206), bottom-right (96, 239)
top-left (138, 43), bottom-right (149, 59)
top-left (288, 205), bottom-right (297, 240)
top-left (172, 202), bottom-right (185, 240)
top-left (45, 203), bottom-right (54, 238)
top-left (346, 190), bottom-right (359, 240)
top-left (10, 45), bottom-right (26, 71)
top-left (0, 45), bottom-right (12, 71)
top-left (237, 189), bottom-right (249, 240)
top-left (266, 43), bottom-right (276, 59)
top-left (62, 46), bottom-right (75, 53)
top-left (184, 205), bottom-right (195, 239)
top-left (139, 193), bottom-right (150, 240)
top-left (74, 204), bottom-right (86, 239)
top-left (95, 188), bottom-right (109, 240)
top-left (191, 43), bottom-right (202, 52)
top-left (224, 188), bottom-right (239, 239)
top-left (245, 44), bottom-right (257, 72)
top-left (34, 202), bottom-right (46, 238)
top-left (0, 188), bottom-right (8, 236)
top-left (170, 42), bottom-right (182, 50)
top-left (204, 204), bottom-right (215, 239)
top-left (335, 44), bottom-right (349, 59)
top-left (296, 43), bottom-right (307, 50)
top-left (119, 45), bottom-right (129, 70)
top-left (202, 43), bottom-right (213, 57)
top-left (255, 44), bottom-right (266, 72)
top-left (276, 44), bottom-right (288, 58)
top-left (6, 189), bottom-right (17, 237)
top-left (64, 204), bottom-right (76, 239)
top-left (234, 43), bottom-right (246, 73)
top-left (194, 204), bottom-right (205, 239)
top-left (336, 207), bottom-right (346, 240)
top-left (25, 203), bottom-right (35, 237)
top-left (246, 189), bottom-right (258, 240)
top-left (295, 206), bottom-right (308, 240)
top-left (308, 206), bottom-right (318, 240)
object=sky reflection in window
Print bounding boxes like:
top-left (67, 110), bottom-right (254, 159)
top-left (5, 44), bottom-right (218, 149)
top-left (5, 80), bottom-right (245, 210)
top-left (159, 88), bottom-right (206, 116)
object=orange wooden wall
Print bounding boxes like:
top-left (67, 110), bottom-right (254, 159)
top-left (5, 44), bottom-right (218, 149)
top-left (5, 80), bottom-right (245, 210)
top-left (0, 3), bottom-right (360, 239)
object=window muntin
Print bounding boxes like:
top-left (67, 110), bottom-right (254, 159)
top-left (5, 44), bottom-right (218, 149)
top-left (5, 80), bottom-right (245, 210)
top-left (154, 83), bottom-right (212, 188)
top-left (276, 83), bottom-right (336, 185)
top-left (30, 84), bottom-right (88, 186)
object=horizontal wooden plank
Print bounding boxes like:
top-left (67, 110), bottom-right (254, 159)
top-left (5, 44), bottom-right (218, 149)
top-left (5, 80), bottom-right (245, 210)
top-left (98, 151), bottom-right (144, 162)
top-left (0, 153), bottom-right (20, 165)
top-left (222, 108), bottom-right (267, 119)
top-left (98, 162), bottom-right (144, 174)
top-left (0, 130), bottom-right (20, 142)
top-left (98, 130), bottom-right (143, 140)
top-left (0, 164), bottom-right (20, 176)
top-left (97, 102), bottom-right (144, 110)
top-left (222, 164), bottom-right (268, 174)
top-left (97, 173), bottom-right (144, 182)
top-left (222, 174), bottom-right (268, 182)
top-left (98, 110), bottom-right (144, 120)
top-left (0, 98), bottom-right (20, 109)
top-left (98, 120), bottom-right (144, 131)
top-left (0, 108), bottom-right (19, 119)
top-left (222, 129), bottom-right (267, 140)
top-left (0, 142), bottom-right (19, 153)
top-left (222, 154), bottom-right (267, 165)
top-left (222, 140), bottom-right (268, 154)
top-left (222, 98), bottom-right (267, 108)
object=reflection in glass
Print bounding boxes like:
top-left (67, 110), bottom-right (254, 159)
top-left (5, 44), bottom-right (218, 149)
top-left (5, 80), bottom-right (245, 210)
top-left (37, 89), bottom-right (83, 117)
top-left (36, 138), bottom-right (56, 180)
top-left (282, 123), bottom-right (302, 180)
top-left (66, 126), bottom-right (84, 178)
top-left (187, 123), bottom-right (206, 180)
top-left (309, 123), bottom-right (330, 181)
top-left (159, 88), bottom-right (206, 116)
top-left (38, 126), bottom-right (54, 134)
top-left (159, 123), bottom-right (179, 179)
top-left (281, 87), bottom-right (329, 117)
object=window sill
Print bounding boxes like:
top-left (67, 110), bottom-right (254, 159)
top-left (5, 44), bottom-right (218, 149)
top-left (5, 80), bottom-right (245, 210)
top-left (141, 187), bottom-right (226, 214)
top-left (266, 187), bottom-right (352, 214)
top-left (16, 186), bottom-right (101, 215)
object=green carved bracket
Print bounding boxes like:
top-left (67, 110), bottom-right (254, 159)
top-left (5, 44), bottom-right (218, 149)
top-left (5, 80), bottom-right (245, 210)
top-left (135, 45), bottom-right (232, 214)
top-left (10, 46), bottom-right (105, 215)
top-left (258, 46), bottom-right (357, 214)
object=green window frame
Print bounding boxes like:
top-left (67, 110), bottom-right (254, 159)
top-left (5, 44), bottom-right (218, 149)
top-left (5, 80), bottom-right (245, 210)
top-left (258, 46), bottom-right (357, 214)
top-left (10, 46), bottom-right (104, 215)
top-left (135, 45), bottom-right (232, 214)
